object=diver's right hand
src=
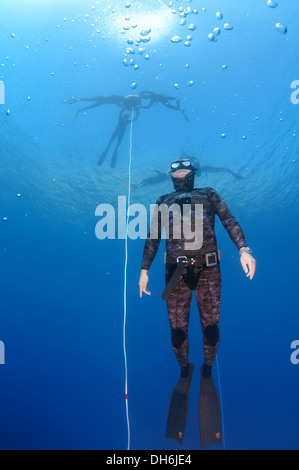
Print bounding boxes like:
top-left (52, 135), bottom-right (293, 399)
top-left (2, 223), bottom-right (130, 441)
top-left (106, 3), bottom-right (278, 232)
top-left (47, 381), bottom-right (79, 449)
top-left (139, 270), bottom-right (151, 298)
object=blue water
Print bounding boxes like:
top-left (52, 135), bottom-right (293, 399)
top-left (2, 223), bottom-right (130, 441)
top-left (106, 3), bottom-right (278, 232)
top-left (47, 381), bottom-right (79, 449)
top-left (0, 0), bottom-right (298, 450)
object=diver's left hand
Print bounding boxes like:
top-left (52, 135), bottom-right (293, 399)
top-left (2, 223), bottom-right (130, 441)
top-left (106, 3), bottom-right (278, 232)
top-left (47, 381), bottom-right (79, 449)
top-left (240, 252), bottom-right (256, 280)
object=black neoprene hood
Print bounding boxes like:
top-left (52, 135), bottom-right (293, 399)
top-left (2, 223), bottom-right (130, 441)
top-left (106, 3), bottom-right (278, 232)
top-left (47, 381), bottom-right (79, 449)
top-left (171, 172), bottom-right (195, 192)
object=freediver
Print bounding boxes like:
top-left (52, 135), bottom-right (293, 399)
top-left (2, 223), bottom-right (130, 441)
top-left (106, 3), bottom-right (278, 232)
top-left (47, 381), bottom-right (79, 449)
top-left (66, 91), bottom-right (191, 167)
top-left (66, 94), bottom-right (141, 123)
top-left (66, 91), bottom-right (192, 168)
top-left (66, 93), bottom-right (142, 167)
top-left (139, 158), bottom-right (256, 386)
top-left (140, 90), bottom-right (190, 123)
top-left (98, 108), bottom-right (139, 168)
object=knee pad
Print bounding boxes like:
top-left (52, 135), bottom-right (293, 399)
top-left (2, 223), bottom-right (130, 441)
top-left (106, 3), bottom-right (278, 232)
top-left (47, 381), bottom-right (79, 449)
top-left (204, 324), bottom-right (219, 347)
top-left (171, 328), bottom-right (186, 349)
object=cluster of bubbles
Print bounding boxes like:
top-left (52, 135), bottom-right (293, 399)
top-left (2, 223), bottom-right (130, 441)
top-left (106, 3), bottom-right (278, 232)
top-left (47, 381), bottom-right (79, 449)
top-left (116, 0), bottom-right (288, 90)
top-left (267, 1), bottom-right (288, 34)
top-left (168, 7), bottom-right (234, 45)
top-left (169, 6), bottom-right (234, 89)
top-left (122, 28), bottom-right (151, 70)
top-left (119, 2), bottom-right (152, 87)
top-left (169, 1), bottom-right (199, 48)
top-left (207, 12), bottom-right (233, 43)
top-left (119, 0), bottom-right (204, 89)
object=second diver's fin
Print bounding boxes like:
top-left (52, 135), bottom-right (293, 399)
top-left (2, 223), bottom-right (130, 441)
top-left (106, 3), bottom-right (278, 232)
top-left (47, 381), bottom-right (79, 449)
top-left (110, 148), bottom-right (118, 169)
top-left (72, 111), bottom-right (80, 123)
top-left (198, 365), bottom-right (222, 448)
top-left (165, 364), bottom-right (194, 445)
top-left (181, 108), bottom-right (190, 123)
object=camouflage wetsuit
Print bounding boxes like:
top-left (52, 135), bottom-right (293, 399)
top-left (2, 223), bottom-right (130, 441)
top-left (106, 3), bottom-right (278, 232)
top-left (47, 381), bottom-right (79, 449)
top-left (141, 173), bottom-right (248, 370)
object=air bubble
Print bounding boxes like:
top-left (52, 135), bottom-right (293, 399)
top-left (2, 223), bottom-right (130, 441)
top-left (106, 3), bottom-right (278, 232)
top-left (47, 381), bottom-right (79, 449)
top-left (131, 82), bottom-right (137, 89)
top-left (208, 33), bottom-right (217, 42)
top-left (216, 12), bottom-right (223, 20)
top-left (171, 35), bottom-right (182, 43)
top-left (140, 36), bottom-right (151, 43)
top-left (275, 23), bottom-right (287, 34)
top-left (140, 28), bottom-right (151, 36)
top-left (267, 0), bottom-right (278, 7)
top-left (224, 23), bottom-right (233, 30)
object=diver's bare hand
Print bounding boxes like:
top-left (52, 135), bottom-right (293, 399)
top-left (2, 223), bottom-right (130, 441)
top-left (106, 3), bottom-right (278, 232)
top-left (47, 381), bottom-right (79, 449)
top-left (240, 253), bottom-right (256, 280)
top-left (139, 270), bottom-right (151, 297)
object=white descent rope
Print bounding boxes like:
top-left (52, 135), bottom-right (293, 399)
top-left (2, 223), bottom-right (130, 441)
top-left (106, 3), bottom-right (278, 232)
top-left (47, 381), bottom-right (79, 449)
top-left (123, 108), bottom-right (134, 450)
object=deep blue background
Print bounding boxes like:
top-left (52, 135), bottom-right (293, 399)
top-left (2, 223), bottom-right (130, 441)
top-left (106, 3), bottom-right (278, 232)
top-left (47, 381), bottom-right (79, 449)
top-left (0, 0), bottom-right (298, 450)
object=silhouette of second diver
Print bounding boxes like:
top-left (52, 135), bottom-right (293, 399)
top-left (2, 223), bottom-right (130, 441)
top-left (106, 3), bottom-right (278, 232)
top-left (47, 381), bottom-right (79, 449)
top-left (66, 91), bottom-right (189, 168)
top-left (115, 156), bottom-right (243, 191)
